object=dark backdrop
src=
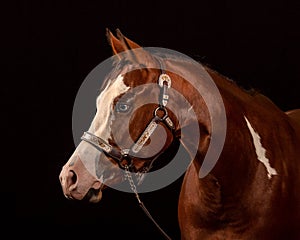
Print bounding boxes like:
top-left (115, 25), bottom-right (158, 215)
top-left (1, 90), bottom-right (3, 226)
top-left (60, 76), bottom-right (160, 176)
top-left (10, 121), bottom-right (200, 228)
top-left (13, 0), bottom-right (300, 239)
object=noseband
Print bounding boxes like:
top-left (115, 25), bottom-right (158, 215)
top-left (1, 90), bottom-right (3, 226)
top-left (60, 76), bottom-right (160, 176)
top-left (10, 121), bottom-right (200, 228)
top-left (81, 72), bottom-right (175, 173)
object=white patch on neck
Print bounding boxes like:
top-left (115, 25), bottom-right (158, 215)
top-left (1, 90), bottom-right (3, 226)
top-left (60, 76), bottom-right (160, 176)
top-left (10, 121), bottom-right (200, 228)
top-left (244, 116), bottom-right (277, 179)
top-left (92, 74), bottom-right (130, 142)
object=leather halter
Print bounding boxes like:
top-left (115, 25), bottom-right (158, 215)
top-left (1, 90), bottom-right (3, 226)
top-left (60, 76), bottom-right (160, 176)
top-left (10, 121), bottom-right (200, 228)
top-left (81, 73), bottom-right (175, 173)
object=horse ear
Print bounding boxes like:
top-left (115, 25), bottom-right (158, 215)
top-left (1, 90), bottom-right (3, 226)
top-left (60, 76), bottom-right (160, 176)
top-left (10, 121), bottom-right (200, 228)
top-left (106, 28), bottom-right (154, 65)
top-left (106, 28), bottom-right (142, 56)
top-left (115, 28), bottom-right (142, 50)
top-left (106, 28), bottom-right (126, 56)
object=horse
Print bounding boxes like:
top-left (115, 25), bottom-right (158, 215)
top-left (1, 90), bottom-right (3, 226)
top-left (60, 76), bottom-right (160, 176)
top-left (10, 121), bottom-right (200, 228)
top-left (59, 29), bottom-right (300, 239)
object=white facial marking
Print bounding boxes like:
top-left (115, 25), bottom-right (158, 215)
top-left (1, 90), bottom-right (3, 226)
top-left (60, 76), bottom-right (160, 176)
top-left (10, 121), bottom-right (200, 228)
top-left (244, 116), bottom-right (277, 179)
top-left (72, 75), bottom-right (129, 181)
top-left (92, 74), bottom-right (130, 142)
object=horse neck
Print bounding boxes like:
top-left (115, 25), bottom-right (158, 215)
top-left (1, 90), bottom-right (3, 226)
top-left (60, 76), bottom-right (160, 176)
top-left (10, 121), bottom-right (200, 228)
top-left (164, 59), bottom-right (295, 183)
top-left (177, 66), bottom-right (297, 228)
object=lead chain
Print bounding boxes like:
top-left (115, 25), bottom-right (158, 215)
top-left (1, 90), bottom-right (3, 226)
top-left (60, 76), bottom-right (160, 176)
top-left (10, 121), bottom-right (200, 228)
top-left (124, 165), bottom-right (172, 240)
top-left (124, 165), bottom-right (141, 204)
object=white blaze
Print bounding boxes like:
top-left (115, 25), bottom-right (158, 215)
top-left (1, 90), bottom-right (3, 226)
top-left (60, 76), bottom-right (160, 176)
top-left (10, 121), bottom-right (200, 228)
top-left (92, 74), bottom-right (130, 142)
top-left (74, 74), bottom-right (130, 183)
top-left (244, 116), bottom-right (277, 179)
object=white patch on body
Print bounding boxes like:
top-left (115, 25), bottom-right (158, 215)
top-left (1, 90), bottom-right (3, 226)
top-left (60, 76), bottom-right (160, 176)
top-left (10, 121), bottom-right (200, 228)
top-left (244, 116), bottom-right (277, 179)
top-left (92, 74), bottom-right (130, 142)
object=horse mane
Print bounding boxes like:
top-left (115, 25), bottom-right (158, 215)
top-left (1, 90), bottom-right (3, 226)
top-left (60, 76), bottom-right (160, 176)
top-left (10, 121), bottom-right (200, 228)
top-left (200, 61), bottom-right (261, 97)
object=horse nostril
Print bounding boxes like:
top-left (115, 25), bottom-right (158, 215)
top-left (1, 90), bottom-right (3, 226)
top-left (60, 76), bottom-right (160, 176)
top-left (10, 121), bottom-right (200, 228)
top-left (69, 170), bottom-right (77, 185)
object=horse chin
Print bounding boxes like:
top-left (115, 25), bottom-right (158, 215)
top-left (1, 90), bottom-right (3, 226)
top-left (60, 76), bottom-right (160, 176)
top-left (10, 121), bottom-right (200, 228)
top-left (84, 187), bottom-right (103, 203)
top-left (89, 190), bottom-right (103, 203)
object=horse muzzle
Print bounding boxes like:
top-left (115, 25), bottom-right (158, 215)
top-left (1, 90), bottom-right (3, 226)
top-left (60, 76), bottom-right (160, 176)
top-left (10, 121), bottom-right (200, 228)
top-left (59, 154), bottom-right (104, 203)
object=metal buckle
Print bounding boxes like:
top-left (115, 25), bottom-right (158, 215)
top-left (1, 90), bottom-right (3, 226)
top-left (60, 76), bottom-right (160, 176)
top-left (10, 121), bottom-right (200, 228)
top-left (158, 73), bottom-right (171, 88)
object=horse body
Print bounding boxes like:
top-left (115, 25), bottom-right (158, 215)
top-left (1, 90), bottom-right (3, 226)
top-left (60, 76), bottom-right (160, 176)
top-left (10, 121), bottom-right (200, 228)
top-left (178, 68), bottom-right (300, 239)
top-left (59, 29), bottom-right (300, 239)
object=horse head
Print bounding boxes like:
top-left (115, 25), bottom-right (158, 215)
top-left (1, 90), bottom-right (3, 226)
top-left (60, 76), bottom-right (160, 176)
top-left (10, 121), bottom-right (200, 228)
top-left (59, 29), bottom-right (194, 203)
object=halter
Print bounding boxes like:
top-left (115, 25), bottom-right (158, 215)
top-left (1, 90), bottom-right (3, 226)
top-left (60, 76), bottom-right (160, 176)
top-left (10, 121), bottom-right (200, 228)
top-left (81, 73), bottom-right (175, 172)
top-left (81, 70), bottom-right (175, 240)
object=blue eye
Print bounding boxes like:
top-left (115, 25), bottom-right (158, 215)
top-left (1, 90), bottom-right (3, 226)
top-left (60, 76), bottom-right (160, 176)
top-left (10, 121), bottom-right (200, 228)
top-left (116, 102), bottom-right (130, 113)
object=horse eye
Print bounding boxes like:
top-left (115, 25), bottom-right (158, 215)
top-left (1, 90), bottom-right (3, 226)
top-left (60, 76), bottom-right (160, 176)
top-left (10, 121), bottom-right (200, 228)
top-left (116, 103), bottom-right (130, 113)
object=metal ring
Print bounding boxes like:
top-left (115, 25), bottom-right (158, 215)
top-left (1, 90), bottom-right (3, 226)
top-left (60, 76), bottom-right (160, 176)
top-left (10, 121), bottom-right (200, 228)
top-left (154, 106), bottom-right (168, 120)
top-left (118, 155), bottom-right (133, 170)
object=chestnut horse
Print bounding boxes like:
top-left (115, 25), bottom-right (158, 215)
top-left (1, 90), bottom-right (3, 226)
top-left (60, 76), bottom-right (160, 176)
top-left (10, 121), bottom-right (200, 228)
top-left (59, 29), bottom-right (300, 239)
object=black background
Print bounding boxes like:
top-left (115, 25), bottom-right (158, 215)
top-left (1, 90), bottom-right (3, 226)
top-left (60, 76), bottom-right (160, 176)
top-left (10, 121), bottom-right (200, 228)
top-left (12, 0), bottom-right (299, 239)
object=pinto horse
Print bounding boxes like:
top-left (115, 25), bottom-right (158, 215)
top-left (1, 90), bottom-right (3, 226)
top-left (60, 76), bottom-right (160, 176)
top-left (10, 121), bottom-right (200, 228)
top-left (59, 29), bottom-right (300, 239)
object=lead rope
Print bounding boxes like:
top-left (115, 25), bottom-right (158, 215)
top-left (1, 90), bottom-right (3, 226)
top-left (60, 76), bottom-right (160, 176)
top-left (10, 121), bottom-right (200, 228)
top-left (124, 165), bottom-right (172, 240)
